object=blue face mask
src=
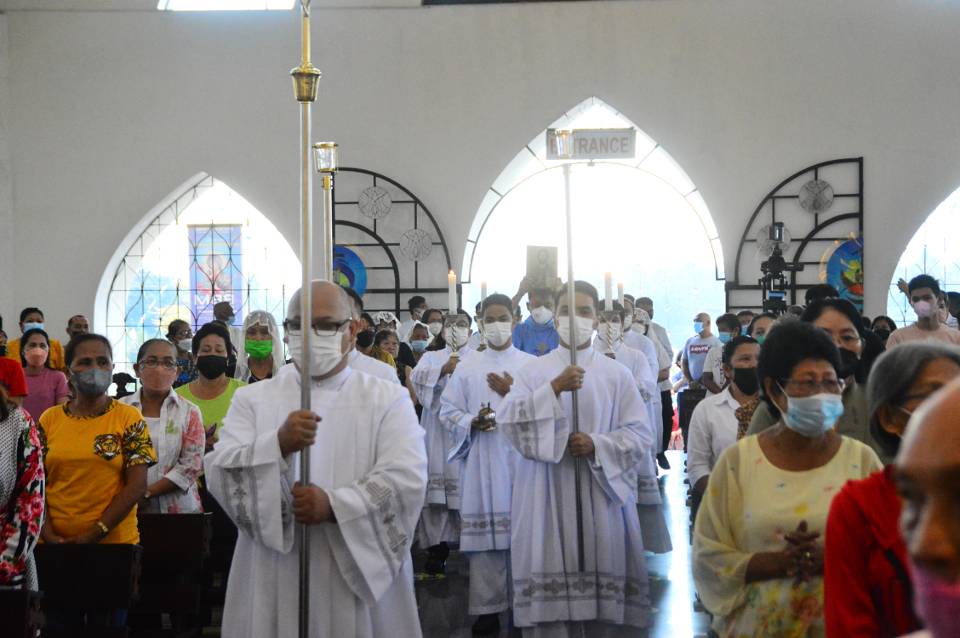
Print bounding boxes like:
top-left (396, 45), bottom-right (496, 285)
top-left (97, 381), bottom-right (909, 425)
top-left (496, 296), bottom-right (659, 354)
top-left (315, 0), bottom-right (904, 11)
top-left (718, 333), bottom-right (732, 345)
top-left (410, 339), bottom-right (429, 353)
top-left (693, 321), bottom-right (704, 334)
top-left (778, 384), bottom-right (844, 437)
top-left (23, 322), bottom-right (44, 333)
top-left (741, 325), bottom-right (749, 336)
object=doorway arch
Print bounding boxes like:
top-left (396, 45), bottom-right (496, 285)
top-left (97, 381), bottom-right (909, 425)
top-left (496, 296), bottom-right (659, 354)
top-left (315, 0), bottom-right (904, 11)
top-left (462, 97), bottom-right (725, 345)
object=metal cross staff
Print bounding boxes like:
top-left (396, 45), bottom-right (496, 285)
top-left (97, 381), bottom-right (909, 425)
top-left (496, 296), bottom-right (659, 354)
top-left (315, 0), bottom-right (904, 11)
top-left (290, 2), bottom-right (322, 636)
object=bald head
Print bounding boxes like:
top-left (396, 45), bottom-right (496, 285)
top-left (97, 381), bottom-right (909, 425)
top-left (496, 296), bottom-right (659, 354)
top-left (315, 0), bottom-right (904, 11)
top-left (287, 280), bottom-right (352, 323)
top-left (897, 377), bottom-right (960, 582)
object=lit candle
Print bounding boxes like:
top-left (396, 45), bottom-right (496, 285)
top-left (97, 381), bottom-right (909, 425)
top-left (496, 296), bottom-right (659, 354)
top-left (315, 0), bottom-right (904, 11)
top-left (617, 282), bottom-right (624, 307)
top-left (604, 272), bottom-right (613, 311)
top-left (448, 270), bottom-right (457, 314)
top-left (480, 281), bottom-right (488, 301)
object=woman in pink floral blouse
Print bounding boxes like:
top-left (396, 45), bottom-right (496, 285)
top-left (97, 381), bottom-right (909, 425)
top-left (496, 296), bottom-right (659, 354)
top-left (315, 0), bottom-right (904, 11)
top-left (121, 339), bottom-right (204, 514)
top-left (0, 384), bottom-right (44, 589)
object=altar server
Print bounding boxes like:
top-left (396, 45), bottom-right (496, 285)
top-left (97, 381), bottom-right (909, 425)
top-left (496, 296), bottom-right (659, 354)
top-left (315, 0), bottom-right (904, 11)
top-left (595, 301), bottom-right (671, 554)
top-left (410, 311), bottom-right (474, 574)
top-left (499, 280), bottom-right (653, 637)
top-left (204, 280), bottom-right (427, 638)
top-left (439, 293), bottom-right (535, 634)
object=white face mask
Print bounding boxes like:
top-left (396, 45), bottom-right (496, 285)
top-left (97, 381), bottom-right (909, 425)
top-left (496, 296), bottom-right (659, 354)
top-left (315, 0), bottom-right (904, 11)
top-left (427, 321), bottom-right (443, 337)
top-left (623, 315), bottom-right (633, 330)
top-left (914, 300), bottom-right (935, 319)
top-left (484, 321), bottom-right (513, 348)
top-left (288, 330), bottom-right (346, 377)
top-left (557, 316), bottom-right (595, 348)
top-left (595, 320), bottom-right (623, 354)
top-left (530, 306), bottom-right (554, 325)
top-left (177, 338), bottom-right (193, 353)
top-left (444, 326), bottom-right (470, 350)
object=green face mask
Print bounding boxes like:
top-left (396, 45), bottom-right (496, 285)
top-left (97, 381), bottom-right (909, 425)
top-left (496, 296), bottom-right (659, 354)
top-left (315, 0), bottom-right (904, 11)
top-left (245, 339), bottom-right (273, 359)
top-left (755, 334), bottom-right (766, 345)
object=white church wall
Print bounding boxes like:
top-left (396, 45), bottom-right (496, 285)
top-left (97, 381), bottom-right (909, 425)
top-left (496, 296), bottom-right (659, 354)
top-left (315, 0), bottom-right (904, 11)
top-left (5, 0), bottom-right (960, 332)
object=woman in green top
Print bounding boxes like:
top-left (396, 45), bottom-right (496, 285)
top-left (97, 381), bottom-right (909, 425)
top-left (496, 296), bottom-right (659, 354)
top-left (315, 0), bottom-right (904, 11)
top-left (175, 322), bottom-right (245, 452)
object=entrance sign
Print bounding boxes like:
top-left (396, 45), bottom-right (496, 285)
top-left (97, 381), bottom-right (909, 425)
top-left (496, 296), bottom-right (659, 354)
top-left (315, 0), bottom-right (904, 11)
top-left (546, 128), bottom-right (636, 160)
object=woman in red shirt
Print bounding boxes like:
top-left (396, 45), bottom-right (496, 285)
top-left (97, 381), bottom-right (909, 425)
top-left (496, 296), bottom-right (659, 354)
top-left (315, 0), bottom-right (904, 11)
top-left (824, 342), bottom-right (960, 636)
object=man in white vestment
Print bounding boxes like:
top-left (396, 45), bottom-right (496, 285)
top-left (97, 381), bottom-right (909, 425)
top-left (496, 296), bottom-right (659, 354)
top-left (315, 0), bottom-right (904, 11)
top-left (204, 281), bottom-right (427, 638)
top-left (499, 281), bottom-right (653, 638)
top-left (595, 301), bottom-right (671, 555)
top-left (341, 286), bottom-right (402, 385)
top-left (439, 293), bottom-right (535, 634)
top-left (410, 311), bottom-right (474, 575)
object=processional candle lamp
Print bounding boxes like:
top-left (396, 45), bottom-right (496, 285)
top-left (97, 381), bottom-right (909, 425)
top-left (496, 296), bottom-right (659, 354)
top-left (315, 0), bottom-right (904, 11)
top-left (290, 2), bottom-right (322, 637)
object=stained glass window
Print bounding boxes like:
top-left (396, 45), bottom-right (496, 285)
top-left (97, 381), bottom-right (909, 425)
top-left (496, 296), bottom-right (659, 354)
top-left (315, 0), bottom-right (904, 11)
top-left (104, 175), bottom-right (301, 372)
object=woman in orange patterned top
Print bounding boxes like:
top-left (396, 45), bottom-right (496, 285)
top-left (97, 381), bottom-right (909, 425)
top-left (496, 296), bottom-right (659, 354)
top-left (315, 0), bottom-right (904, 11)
top-left (39, 333), bottom-right (156, 546)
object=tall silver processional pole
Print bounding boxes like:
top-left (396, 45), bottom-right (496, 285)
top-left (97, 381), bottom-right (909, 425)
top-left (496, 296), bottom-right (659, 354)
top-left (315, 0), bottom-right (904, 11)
top-left (290, 2), bottom-right (321, 636)
top-left (546, 126), bottom-right (638, 580)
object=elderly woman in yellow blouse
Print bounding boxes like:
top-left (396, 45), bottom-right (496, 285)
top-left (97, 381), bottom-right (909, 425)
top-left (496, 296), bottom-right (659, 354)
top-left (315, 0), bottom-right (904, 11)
top-left (693, 320), bottom-right (881, 637)
top-left (39, 334), bottom-right (157, 545)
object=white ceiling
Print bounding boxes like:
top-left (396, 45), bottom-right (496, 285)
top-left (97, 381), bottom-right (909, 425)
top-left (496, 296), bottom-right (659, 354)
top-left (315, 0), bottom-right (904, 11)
top-left (0, 0), bottom-right (421, 10)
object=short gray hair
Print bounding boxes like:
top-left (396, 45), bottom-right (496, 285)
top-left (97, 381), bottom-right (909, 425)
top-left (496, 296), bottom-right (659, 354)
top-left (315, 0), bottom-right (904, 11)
top-left (867, 342), bottom-right (960, 456)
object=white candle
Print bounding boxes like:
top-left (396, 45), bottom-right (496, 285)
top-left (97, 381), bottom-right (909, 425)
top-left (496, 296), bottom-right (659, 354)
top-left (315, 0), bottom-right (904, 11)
top-left (617, 282), bottom-right (624, 307)
top-left (448, 270), bottom-right (457, 314)
top-left (480, 281), bottom-right (488, 301)
top-left (604, 272), bottom-right (613, 311)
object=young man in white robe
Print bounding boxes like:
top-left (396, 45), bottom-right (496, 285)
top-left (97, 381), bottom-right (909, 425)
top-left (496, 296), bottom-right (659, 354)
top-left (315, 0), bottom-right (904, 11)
top-left (595, 301), bottom-right (672, 555)
top-left (439, 293), bottom-right (535, 635)
top-left (499, 280), bottom-right (654, 638)
top-left (204, 280), bottom-right (427, 638)
top-left (410, 311), bottom-right (474, 575)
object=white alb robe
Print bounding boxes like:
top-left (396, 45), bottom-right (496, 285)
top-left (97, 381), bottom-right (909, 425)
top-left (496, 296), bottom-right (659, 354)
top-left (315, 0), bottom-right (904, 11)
top-left (608, 342), bottom-right (672, 554)
top-left (204, 363), bottom-right (426, 638)
top-left (410, 345), bottom-right (475, 546)
top-left (439, 345), bottom-right (535, 614)
top-left (625, 327), bottom-right (671, 451)
top-left (499, 346), bottom-right (653, 632)
top-left (348, 349), bottom-right (401, 385)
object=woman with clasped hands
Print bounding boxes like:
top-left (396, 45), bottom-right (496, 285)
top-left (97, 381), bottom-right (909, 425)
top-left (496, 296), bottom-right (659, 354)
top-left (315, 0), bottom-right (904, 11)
top-left (692, 320), bottom-right (881, 637)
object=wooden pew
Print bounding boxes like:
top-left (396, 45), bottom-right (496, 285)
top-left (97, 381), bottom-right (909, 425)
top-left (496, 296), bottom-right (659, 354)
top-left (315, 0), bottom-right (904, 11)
top-left (0, 588), bottom-right (44, 637)
top-left (129, 513), bottom-right (212, 638)
top-left (36, 543), bottom-right (142, 638)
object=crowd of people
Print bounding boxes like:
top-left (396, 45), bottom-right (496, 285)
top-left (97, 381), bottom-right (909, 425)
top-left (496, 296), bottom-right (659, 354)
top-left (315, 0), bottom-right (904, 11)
top-left (1, 272), bottom-right (960, 637)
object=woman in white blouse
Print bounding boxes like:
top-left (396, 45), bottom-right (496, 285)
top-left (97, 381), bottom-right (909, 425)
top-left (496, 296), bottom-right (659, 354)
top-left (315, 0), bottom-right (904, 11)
top-left (122, 338), bottom-right (204, 514)
top-left (693, 320), bottom-right (881, 637)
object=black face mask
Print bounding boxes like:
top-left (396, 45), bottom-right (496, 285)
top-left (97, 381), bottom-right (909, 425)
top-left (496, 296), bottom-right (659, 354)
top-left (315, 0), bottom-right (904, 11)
top-left (356, 330), bottom-right (375, 349)
top-left (837, 348), bottom-right (860, 380)
top-left (196, 355), bottom-right (228, 380)
top-left (0, 345), bottom-right (6, 357)
top-left (874, 328), bottom-right (891, 343)
top-left (732, 367), bottom-right (759, 395)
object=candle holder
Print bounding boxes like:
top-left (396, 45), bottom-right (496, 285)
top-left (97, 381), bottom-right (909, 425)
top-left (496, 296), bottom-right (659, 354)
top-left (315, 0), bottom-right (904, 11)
top-left (597, 310), bottom-right (623, 353)
top-left (313, 141), bottom-right (339, 173)
top-left (444, 312), bottom-right (470, 356)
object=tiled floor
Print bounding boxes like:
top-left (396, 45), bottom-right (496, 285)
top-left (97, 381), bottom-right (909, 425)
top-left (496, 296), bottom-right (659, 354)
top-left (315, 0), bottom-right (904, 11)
top-left (415, 450), bottom-right (713, 637)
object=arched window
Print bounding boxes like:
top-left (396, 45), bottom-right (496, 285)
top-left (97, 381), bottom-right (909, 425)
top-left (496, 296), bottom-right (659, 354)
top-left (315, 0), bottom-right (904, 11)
top-left (462, 97), bottom-right (725, 346)
top-left (887, 186), bottom-right (960, 325)
top-left (96, 174), bottom-right (300, 372)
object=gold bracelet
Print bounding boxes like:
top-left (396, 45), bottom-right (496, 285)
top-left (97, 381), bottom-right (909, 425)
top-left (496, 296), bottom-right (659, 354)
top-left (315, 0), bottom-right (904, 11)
top-left (95, 521), bottom-right (110, 537)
